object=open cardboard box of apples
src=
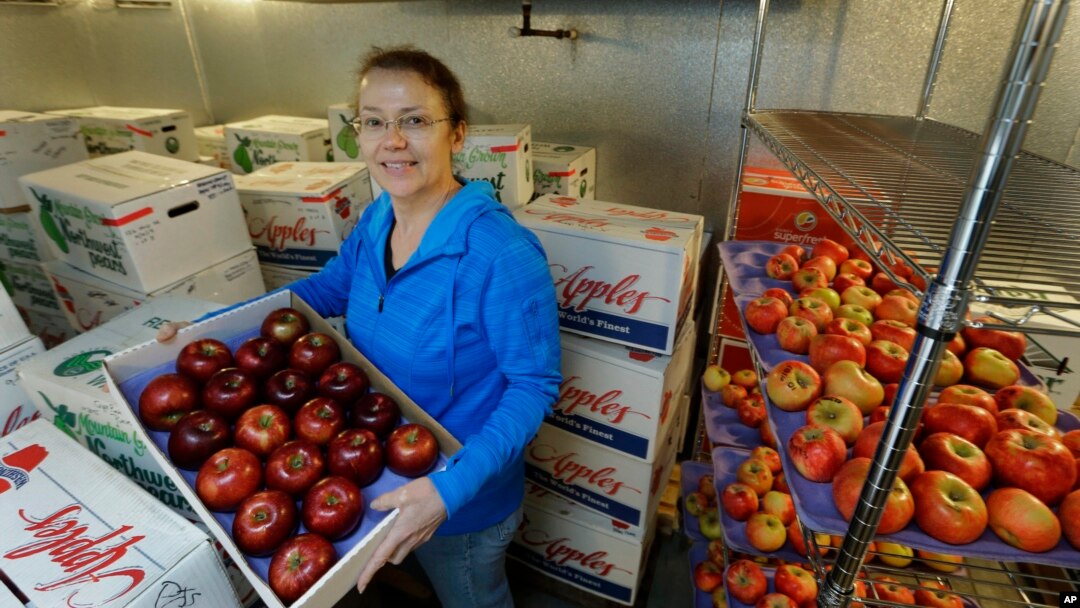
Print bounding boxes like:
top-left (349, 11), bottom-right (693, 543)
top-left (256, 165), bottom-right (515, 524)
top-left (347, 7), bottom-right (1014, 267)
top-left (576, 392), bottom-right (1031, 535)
top-left (103, 290), bottom-right (461, 608)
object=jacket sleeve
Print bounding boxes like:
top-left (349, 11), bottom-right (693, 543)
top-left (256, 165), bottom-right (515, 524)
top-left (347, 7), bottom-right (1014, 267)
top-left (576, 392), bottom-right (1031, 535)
top-left (429, 233), bottom-right (561, 519)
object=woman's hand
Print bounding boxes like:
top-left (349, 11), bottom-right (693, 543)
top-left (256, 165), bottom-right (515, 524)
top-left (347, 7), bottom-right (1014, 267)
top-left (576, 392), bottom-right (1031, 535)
top-left (355, 477), bottom-right (447, 593)
top-left (156, 321), bottom-right (192, 343)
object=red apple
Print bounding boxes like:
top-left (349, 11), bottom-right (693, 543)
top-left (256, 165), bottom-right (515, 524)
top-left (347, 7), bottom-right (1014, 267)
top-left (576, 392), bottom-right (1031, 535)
top-left (823, 359), bottom-right (884, 415)
top-left (766, 253), bottom-right (800, 280)
top-left (985, 429), bottom-right (1076, 505)
top-left (937, 384), bottom-right (997, 414)
top-left (870, 272), bottom-right (901, 295)
top-left (934, 350), bottom-right (964, 387)
top-left (268, 533), bottom-right (337, 604)
top-left (865, 340), bottom-right (909, 384)
top-left (839, 258), bottom-right (873, 280)
top-left (290, 332), bottom-right (341, 378)
top-left (803, 255), bottom-right (838, 281)
top-left (693, 560), bottom-right (725, 593)
top-left (760, 418), bottom-right (778, 449)
top-left (350, 392), bottom-right (402, 439)
top-left (261, 307), bottom-right (311, 346)
top-left (745, 296), bottom-right (790, 334)
top-left (995, 408), bottom-right (1060, 438)
top-left (763, 287), bottom-right (794, 309)
top-left (328, 428), bottom-right (384, 487)
top-left (176, 338), bottom-right (234, 384)
top-left (962, 316), bottom-right (1027, 361)
top-left (736, 458), bottom-right (774, 496)
top-left (138, 373), bottom-right (200, 431)
top-left (852, 421), bottom-right (924, 484)
top-left (234, 336), bottom-right (288, 380)
top-left (789, 297), bottom-right (834, 332)
top-left (302, 476), bottom-right (364, 540)
top-left (721, 384), bottom-right (749, 408)
top-left (294, 397), bottom-right (346, 446)
top-left (264, 368), bottom-right (316, 415)
top-left (913, 581), bottom-right (963, 608)
top-left (756, 593), bottom-right (798, 608)
top-left (870, 319), bottom-right (917, 352)
top-left (196, 447), bottom-right (262, 512)
top-left (234, 404), bottom-right (292, 459)
top-left (814, 238), bottom-right (850, 265)
top-left (922, 403), bottom-right (998, 449)
top-left (317, 361), bottom-right (370, 405)
top-left (698, 473), bottom-right (717, 498)
top-left (808, 334), bottom-right (866, 373)
top-left (781, 244), bottom-right (807, 264)
top-left (386, 423), bottom-right (440, 477)
top-left (832, 273), bottom-right (865, 295)
top-left (774, 564), bottom-right (818, 607)
top-left (685, 490), bottom-right (710, 517)
top-left (994, 385), bottom-right (1057, 426)
top-left (963, 347), bottom-right (1020, 389)
top-left (918, 432), bottom-right (992, 491)
top-left (787, 518), bottom-right (807, 556)
top-left (202, 367), bottom-right (259, 421)
top-left (732, 369), bottom-right (759, 388)
top-left (791, 267), bottom-right (828, 292)
top-left (909, 470), bottom-right (988, 544)
top-left (266, 440), bottom-right (326, 498)
top-left (841, 285), bottom-right (883, 311)
top-left (787, 424), bottom-right (847, 482)
top-left (874, 295), bottom-right (918, 327)
top-left (824, 317), bottom-right (872, 346)
top-left (746, 511), bottom-right (787, 552)
top-left (947, 333), bottom-right (967, 357)
top-left (725, 560), bottom-right (767, 606)
top-left (721, 482), bottom-right (759, 521)
top-left (167, 410), bottom-right (231, 470)
top-left (806, 395), bottom-right (864, 445)
top-left (761, 490), bottom-right (795, 525)
top-left (765, 360), bottom-right (823, 412)
top-left (750, 446), bottom-right (783, 475)
top-left (872, 576), bottom-right (916, 605)
top-left (706, 538), bottom-right (725, 566)
top-left (776, 316), bottom-right (818, 354)
top-left (832, 457), bottom-right (915, 534)
top-left (1063, 430), bottom-right (1080, 458)
top-left (1059, 489), bottom-right (1080, 549)
top-left (737, 394), bottom-right (767, 428)
top-left (986, 487), bottom-right (1061, 552)
top-left (233, 490), bottom-right (298, 556)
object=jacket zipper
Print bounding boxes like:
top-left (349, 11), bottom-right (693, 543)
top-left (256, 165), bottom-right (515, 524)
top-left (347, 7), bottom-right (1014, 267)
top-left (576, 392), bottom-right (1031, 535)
top-left (378, 294), bottom-right (384, 313)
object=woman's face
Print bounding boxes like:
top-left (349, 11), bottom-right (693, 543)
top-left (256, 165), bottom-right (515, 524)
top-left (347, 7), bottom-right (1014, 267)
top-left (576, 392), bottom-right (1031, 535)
top-left (357, 68), bottom-right (465, 205)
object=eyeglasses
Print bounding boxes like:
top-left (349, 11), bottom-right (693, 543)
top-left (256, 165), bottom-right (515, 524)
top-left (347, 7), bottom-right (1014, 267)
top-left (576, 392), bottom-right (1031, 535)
top-left (348, 114), bottom-right (453, 140)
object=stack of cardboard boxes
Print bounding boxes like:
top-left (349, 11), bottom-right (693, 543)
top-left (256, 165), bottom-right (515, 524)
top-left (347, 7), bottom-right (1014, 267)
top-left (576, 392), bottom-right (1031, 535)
top-left (47, 106), bottom-right (199, 162)
top-left (0, 286), bottom-right (46, 439)
top-left (18, 151), bottom-right (266, 333)
top-left (510, 195), bottom-right (703, 604)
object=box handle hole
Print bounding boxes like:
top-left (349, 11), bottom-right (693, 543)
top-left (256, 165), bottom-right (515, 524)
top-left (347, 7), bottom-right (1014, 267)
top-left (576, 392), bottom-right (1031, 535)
top-left (168, 201), bottom-right (199, 218)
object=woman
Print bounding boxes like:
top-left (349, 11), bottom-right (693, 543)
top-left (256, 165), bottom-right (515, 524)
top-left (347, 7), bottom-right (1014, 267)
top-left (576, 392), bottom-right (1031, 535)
top-left (164, 47), bottom-right (561, 606)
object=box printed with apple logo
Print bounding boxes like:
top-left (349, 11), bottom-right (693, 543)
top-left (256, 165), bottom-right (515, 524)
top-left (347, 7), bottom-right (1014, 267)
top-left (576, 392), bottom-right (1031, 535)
top-left (102, 290), bottom-right (461, 608)
top-left (0, 419), bottom-right (240, 608)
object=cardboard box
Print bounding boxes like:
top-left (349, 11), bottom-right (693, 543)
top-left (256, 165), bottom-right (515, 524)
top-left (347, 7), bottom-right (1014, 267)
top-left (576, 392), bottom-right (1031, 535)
top-left (531, 141), bottom-right (596, 201)
top-left (20, 151), bottom-right (253, 292)
top-left (224, 115), bottom-right (332, 175)
top-left (0, 420), bottom-right (240, 608)
top-left (22, 307), bottom-right (76, 349)
top-left (735, 166), bottom-right (853, 247)
top-left (0, 111), bottom-right (88, 210)
top-left (1, 257), bottom-right (61, 316)
top-left (0, 285), bottom-right (30, 352)
top-left (525, 398), bottom-right (683, 535)
top-left (553, 319), bottom-right (695, 462)
top-left (48, 106), bottom-right (198, 162)
top-left (17, 296), bottom-right (222, 516)
top-left (453, 124), bottom-right (532, 209)
top-left (102, 290), bottom-right (461, 608)
top-left (515, 195), bottom-right (703, 355)
top-left (0, 335), bottom-right (46, 438)
top-left (43, 248), bottom-right (265, 333)
top-left (196, 124), bottom-right (232, 172)
top-left (327, 103), bottom-right (360, 162)
top-left (0, 209), bottom-right (54, 263)
top-left (236, 162), bottom-right (372, 269)
top-left (509, 482), bottom-right (657, 606)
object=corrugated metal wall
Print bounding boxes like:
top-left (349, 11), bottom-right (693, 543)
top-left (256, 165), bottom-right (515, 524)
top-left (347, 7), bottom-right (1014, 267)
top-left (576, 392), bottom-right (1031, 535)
top-left (1, 0), bottom-right (1076, 230)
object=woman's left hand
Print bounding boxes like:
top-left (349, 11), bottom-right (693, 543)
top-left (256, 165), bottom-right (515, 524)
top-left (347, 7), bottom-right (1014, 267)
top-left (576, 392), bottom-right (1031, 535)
top-left (355, 476), bottom-right (448, 593)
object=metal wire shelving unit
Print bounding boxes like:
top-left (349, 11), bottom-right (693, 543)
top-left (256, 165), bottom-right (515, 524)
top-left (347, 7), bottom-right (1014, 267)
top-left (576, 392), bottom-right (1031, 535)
top-left (711, 0), bottom-right (1080, 606)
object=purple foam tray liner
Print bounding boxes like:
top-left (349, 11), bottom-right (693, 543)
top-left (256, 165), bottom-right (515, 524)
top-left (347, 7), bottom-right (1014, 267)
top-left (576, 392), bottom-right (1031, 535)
top-left (764, 391), bottom-right (1080, 568)
top-left (716, 240), bottom-right (1044, 390)
top-left (681, 460), bottom-right (713, 544)
top-left (116, 328), bottom-right (449, 587)
top-left (702, 384), bottom-right (765, 449)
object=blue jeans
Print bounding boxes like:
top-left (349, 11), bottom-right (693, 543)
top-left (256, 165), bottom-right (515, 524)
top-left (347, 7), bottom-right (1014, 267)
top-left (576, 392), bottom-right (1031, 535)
top-left (414, 507), bottom-right (522, 608)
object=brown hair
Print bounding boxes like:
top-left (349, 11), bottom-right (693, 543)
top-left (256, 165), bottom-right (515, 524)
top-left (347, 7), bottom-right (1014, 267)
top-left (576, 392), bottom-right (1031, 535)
top-left (354, 46), bottom-right (468, 125)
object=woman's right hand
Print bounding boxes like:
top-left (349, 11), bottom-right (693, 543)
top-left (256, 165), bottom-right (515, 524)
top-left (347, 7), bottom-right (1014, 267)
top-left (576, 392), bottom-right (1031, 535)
top-left (156, 321), bottom-right (192, 343)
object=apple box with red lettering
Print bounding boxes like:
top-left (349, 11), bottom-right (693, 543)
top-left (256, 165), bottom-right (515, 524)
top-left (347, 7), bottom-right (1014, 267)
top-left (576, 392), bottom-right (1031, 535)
top-left (525, 397), bottom-right (683, 537)
top-left (452, 124), bottom-right (533, 210)
top-left (515, 195), bottom-right (703, 355)
top-left (235, 162), bottom-right (372, 270)
top-left (0, 336), bottom-right (46, 439)
top-left (42, 248), bottom-right (265, 333)
top-left (18, 295), bottom-right (222, 518)
top-left (0, 420), bottom-right (240, 608)
top-left (553, 319), bottom-right (695, 462)
top-left (509, 482), bottom-right (657, 605)
top-left (19, 151), bottom-right (252, 293)
top-left (102, 290), bottom-right (460, 608)
top-left (734, 166), bottom-right (852, 246)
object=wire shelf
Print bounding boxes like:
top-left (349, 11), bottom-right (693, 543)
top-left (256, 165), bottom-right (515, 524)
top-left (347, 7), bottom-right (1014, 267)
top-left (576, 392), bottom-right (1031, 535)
top-left (744, 110), bottom-right (1080, 337)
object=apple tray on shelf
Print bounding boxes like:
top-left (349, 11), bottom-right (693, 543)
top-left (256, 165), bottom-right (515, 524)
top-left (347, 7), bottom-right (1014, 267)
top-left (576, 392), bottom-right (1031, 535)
top-left (681, 460), bottom-right (716, 544)
top-left (103, 290), bottom-right (461, 608)
top-left (701, 384), bottom-right (767, 449)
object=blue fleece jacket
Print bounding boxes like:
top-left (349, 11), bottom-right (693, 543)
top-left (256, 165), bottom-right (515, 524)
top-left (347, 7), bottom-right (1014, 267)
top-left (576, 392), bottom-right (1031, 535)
top-left (288, 180), bottom-right (561, 535)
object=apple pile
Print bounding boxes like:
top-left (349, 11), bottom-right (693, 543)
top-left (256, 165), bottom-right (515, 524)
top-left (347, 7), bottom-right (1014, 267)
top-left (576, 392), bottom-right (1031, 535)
top-left (702, 364), bottom-right (783, 447)
top-left (685, 472), bottom-right (723, 543)
top-left (719, 447), bottom-right (813, 557)
top-left (746, 237), bottom-right (1029, 391)
top-left (137, 307), bottom-right (441, 605)
top-left (720, 560), bottom-right (820, 608)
